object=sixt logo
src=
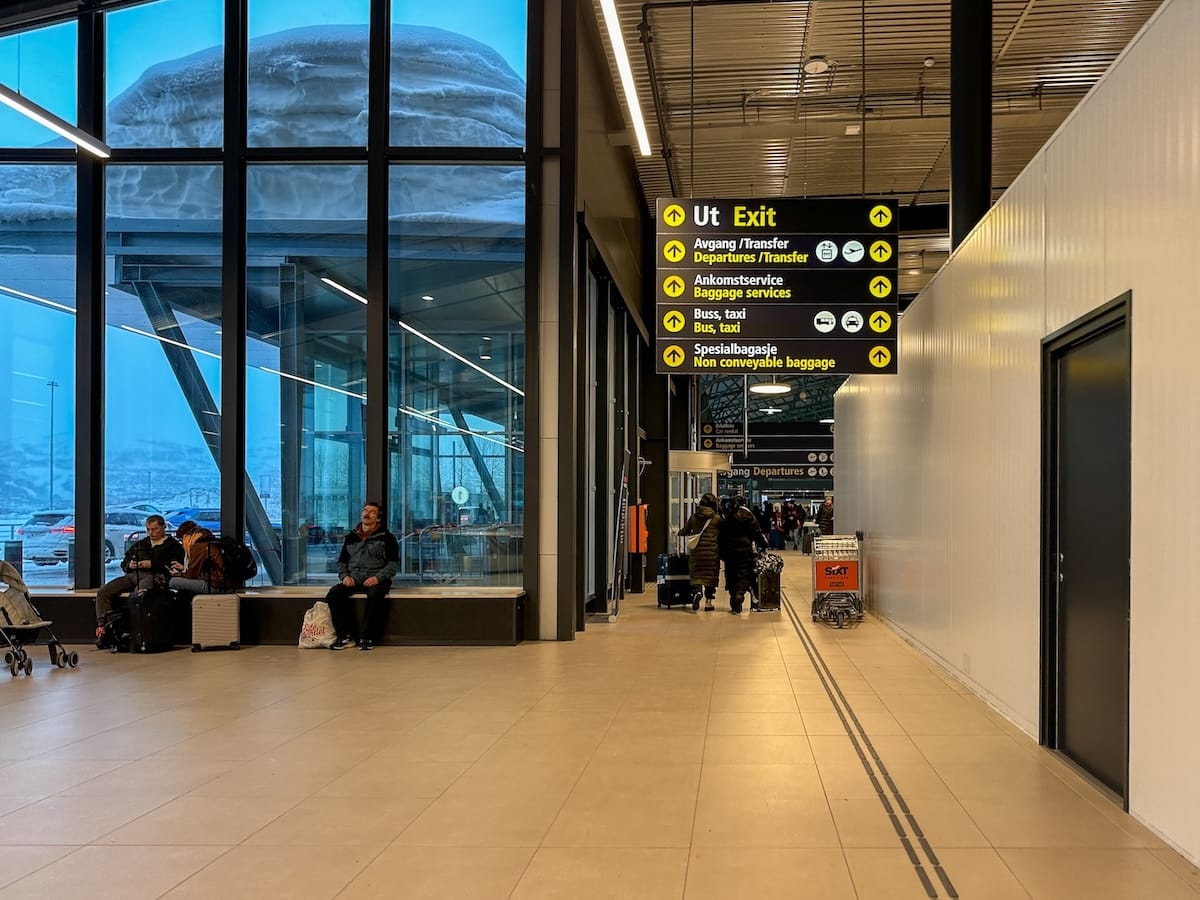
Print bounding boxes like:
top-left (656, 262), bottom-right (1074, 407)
top-left (824, 566), bottom-right (848, 576)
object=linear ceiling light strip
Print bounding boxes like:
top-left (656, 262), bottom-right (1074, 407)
top-left (0, 82), bottom-right (111, 158)
top-left (598, 0), bottom-right (652, 155)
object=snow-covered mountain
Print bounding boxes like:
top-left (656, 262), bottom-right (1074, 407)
top-left (0, 24), bottom-right (526, 225)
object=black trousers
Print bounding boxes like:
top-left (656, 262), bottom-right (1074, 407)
top-left (324, 578), bottom-right (393, 644)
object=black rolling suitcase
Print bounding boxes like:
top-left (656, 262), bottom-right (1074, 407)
top-left (128, 585), bottom-right (176, 653)
top-left (655, 553), bottom-right (692, 608)
top-left (755, 570), bottom-right (782, 610)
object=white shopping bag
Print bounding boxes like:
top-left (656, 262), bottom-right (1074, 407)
top-left (298, 601), bottom-right (336, 649)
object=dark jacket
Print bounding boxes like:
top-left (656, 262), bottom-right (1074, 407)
top-left (815, 502), bottom-right (835, 535)
top-left (337, 525), bottom-right (400, 582)
top-left (121, 535), bottom-right (184, 575)
top-left (718, 505), bottom-right (767, 595)
top-left (680, 503), bottom-right (721, 588)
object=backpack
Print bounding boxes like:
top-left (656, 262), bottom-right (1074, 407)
top-left (214, 536), bottom-right (257, 586)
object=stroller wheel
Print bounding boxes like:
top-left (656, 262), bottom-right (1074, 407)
top-left (22, 657), bottom-right (33, 675)
top-left (68, 652), bottom-right (80, 668)
top-left (7, 660), bottom-right (16, 676)
top-left (3, 652), bottom-right (11, 666)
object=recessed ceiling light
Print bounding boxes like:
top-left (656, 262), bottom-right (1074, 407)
top-left (845, 123), bottom-right (862, 136)
top-left (421, 294), bottom-right (434, 302)
top-left (749, 382), bottom-right (791, 395)
top-left (820, 418), bottom-right (834, 424)
top-left (802, 55), bottom-right (830, 75)
top-left (763, 406), bottom-right (782, 414)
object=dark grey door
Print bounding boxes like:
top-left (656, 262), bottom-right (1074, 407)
top-left (1055, 321), bottom-right (1130, 798)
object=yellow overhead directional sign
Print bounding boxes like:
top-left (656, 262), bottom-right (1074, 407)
top-left (662, 310), bottom-right (685, 333)
top-left (662, 204), bottom-right (687, 227)
top-left (663, 344), bottom-right (686, 368)
top-left (869, 240), bottom-right (892, 263)
top-left (663, 274), bottom-right (686, 298)
top-left (869, 275), bottom-right (892, 298)
top-left (663, 240), bottom-right (686, 263)
top-left (869, 310), bottom-right (893, 333)
top-left (869, 346), bottom-right (892, 368)
top-left (869, 205), bottom-right (893, 228)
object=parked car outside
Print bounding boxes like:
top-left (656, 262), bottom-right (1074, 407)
top-left (21, 507), bottom-right (160, 567)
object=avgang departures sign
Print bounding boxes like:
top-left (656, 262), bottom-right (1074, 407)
top-left (655, 198), bottom-right (899, 375)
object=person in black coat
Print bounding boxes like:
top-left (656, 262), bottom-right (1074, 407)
top-left (717, 497), bottom-right (768, 614)
top-left (815, 497), bottom-right (835, 535)
top-left (680, 493), bottom-right (722, 611)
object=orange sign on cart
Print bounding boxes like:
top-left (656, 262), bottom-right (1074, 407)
top-left (815, 560), bottom-right (859, 592)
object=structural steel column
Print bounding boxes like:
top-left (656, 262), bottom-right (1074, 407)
top-left (950, 0), bottom-right (992, 249)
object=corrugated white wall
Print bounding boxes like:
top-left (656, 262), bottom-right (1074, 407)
top-left (836, 0), bottom-right (1200, 862)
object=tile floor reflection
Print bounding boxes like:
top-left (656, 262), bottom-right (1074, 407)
top-left (1, 553), bottom-right (1196, 899)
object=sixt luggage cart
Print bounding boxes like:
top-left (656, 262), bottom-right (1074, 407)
top-left (811, 534), bottom-right (864, 628)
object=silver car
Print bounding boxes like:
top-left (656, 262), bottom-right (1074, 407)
top-left (21, 508), bottom-right (157, 567)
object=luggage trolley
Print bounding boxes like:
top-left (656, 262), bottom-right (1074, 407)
top-left (811, 533), bottom-right (864, 628)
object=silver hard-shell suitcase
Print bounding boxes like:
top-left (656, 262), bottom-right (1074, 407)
top-left (191, 593), bottom-right (240, 651)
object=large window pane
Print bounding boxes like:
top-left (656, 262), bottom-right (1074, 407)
top-left (247, 2), bottom-right (370, 148)
top-left (388, 165), bottom-right (524, 585)
top-left (0, 22), bottom-right (77, 148)
top-left (391, 0), bottom-right (526, 147)
top-left (105, 165), bottom-right (222, 570)
top-left (247, 164), bottom-right (367, 585)
top-left (0, 165), bottom-right (76, 587)
top-left (106, 0), bottom-right (224, 149)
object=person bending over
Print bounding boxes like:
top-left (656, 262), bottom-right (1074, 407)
top-left (325, 502), bottom-right (399, 651)
top-left (168, 520), bottom-right (231, 602)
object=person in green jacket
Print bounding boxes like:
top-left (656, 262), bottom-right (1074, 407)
top-left (680, 493), bottom-right (722, 611)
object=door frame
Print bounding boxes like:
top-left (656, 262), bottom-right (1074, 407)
top-left (1039, 289), bottom-right (1131, 809)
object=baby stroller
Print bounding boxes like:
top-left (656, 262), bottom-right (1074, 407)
top-left (0, 560), bottom-right (79, 676)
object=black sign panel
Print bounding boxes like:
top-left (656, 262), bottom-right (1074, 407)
top-left (656, 338), bottom-right (897, 375)
top-left (656, 197), bottom-right (899, 376)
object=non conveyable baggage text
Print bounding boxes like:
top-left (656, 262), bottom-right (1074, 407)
top-left (690, 344), bottom-right (838, 372)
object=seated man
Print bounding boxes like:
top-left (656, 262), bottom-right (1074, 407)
top-left (325, 502), bottom-right (399, 651)
top-left (95, 514), bottom-right (184, 640)
top-left (168, 520), bottom-right (231, 601)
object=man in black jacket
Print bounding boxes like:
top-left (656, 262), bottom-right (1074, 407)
top-left (325, 502), bottom-right (400, 651)
top-left (94, 514), bottom-right (184, 639)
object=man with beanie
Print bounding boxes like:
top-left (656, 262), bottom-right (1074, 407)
top-left (325, 502), bottom-right (399, 651)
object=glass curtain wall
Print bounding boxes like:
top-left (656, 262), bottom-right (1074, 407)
top-left (0, 0), bottom-right (527, 591)
top-left (0, 165), bottom-right (77, 586)
top-left (246, 164), bottom-right (367, 585)
top-left (103, 165), bottom-right (223, 569)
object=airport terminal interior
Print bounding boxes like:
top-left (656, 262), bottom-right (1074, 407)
top-left (3, 0), bottom-right (1200, 896)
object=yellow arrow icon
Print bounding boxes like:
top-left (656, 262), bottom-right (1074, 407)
top-left (869, 346), bottom-right (892, 368)
top-left (870, 240), bottom-right (892, 262)
top-left (703, 424), bottom-right (713, 434)
top-left (663, 274), bottom-right (686, 298)
top-left (663, 344), bottom-right (686, 368)
top-left (663, 240), bottom-right (686, 263)
top-left (869, 275), bottom-right (892, 299)
top-left (702, 439), bottom-right (713, 449)
top-left (662, 204), bottom-right (687, 228)
top-left (663, 310), bottom-right (685, 333)
top-left (869, 204), bottom-right (893, 228)
top-left (869, 310), bottom-right (893, 333)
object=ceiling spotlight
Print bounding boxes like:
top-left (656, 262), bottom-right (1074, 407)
top-left (923, 56), bottom-right (936, 68)
top-left (844, 123), bottom-right (862, 136)
top-left (479, 336), bottom-right (493, 360)
top-left (802, 55), bottom-right (830, 75)
top-left (749, 382), bottom-right (791, 396)
top-left (820, 418), bottom-right (835, 424)
top-left (421, 294), bottom-right (434, 302)
top-left (763, 406), bottom-right (782, 415)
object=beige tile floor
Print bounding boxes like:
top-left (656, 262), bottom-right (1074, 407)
top-left (1, 551), bottom-right (1198, 898)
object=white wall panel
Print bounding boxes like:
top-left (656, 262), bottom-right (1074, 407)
top-left (834, 0), bottom-right (1200, 861)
